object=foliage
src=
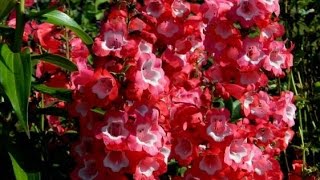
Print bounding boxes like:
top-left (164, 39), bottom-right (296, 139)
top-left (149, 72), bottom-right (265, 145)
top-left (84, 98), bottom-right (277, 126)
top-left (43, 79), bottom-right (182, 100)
top-left (0, 0), bottom-right (319, 179)
top-left (279, 0), bottom-right (320, 178)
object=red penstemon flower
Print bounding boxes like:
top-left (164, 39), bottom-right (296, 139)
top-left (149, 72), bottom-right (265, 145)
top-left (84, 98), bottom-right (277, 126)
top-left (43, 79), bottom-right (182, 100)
top-left (22, 0), bottom-right (297, 178)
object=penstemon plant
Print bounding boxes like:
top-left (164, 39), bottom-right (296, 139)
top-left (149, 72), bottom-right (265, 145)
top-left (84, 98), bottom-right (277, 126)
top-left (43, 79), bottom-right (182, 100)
top-left (0, 0), bottom-right (317, 179)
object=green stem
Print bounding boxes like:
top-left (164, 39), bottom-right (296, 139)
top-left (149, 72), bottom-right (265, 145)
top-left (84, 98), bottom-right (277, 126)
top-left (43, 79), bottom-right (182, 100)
top-left (12, 0), bottom-right (26, 52)
top-left (299, 110), bottom-right (306, 168)
top-left (65, 29), bottom-right (70, 59)
top-left (41, 93), bottom-right (45, 131)
top-left (284, 150), bottom-right (290, 173)
top-left (290, 71), bottom-right (299, 96)
top-left (290, 71), bottom-right (307, 169)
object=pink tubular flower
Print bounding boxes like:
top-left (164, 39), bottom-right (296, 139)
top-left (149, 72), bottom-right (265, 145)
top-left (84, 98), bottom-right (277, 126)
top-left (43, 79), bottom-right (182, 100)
top-left (95, 111), bottom-right (129, 149)
top-left (199, 153), bottom-right (222, 175)
top-left (91, 70), bottom-right (118, 101)
top-left (237, 38), bottom-right (266, 68)
top-left (263, 41), bottom-right (294, 76)
top-left (129, 53), bottom-right (168, 98)
top-left (157, 19), bottom-right (180, 39)
top-left (272, 91), bottom-right (296, 127)
top-left (240, 91), bottom-right (271, 120)
top-left (145, 0), bottom-right (165, 18)
top-left (86, 69), bottom-right (119, 107)
top-left (135, 157), bottom-right (160, 179)
top-left (255, 124), bottom-right (275, 143)
top-left (93, 15), bottom-right (128, 57)
top-left (259, 0), bottom-right (280, 16)
top-left (236, 0), bottom-right (260, 21)
top-left (127, 105), bottom-right (165, 155)
top-left (133, 154), bottom-right (167, 180)
top-left (260, 22), bottom-right (285, 40)
top-left (71, 157), bottom-right (102, 180)
top-left (224, 139), bottom-right (273, 175)
top-left (103, 151), bottom-right (129, 172)
top-left (206, 108), bottom-right (233, 142)
top-left (230, 0), bottom-right (267, 28)
top-left (171, 131), bottom-right (199, 166)
top-left (35, 23), bottom-right (62, 54)
top-left (224, 139), bottom-right (249, 170)
top-left (171, 0), bottom-right (190, 18)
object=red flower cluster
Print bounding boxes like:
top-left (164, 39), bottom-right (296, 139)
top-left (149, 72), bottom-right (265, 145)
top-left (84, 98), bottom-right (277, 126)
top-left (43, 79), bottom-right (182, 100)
top-left (8, 0), bottom-right (296, 179)
top-left (69, 0), bottom-right (296, 179)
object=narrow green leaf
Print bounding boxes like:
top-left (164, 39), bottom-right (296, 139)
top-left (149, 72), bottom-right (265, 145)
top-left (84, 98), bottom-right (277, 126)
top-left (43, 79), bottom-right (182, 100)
top-left (0, 0), bottom-right (15, 21)
top-left (91, 107), bottom-right (106, 115)
top-left (0, 44), bottom-right (31, 137)
top-left (230, 100), bottom-right (241, 120)
top-left (0, 25), bottom-right (15, 37)
top-left (26, 173), bottom-right (41, 180)
top-left (35, 107), bottom-right (68, 116)
top-left (95, 0), bottom-right (110, 9)
top-left (8, 152), bottom-right (27, 180)
top-left (225, 98), bottom-right (242, 122)
top-left (9, 153), bottom-right (41, 180)
top-left (32, 84), bottom-right (72, 102)
top-left (41, 10), bottom-right (93, 45)
top-left (314, 81), bottom-right (320, 93)
top-left (31, 54), bottom-right (78, 71)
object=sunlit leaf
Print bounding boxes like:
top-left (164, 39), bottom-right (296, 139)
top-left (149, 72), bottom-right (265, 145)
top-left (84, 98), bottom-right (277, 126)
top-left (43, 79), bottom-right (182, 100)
top-left (32, 84), bottom-right (72, 102)
top-left (9, 153), bottom-right (41, 180)
top-left (41, 10), bottom-right (93, 45)
top-left (0, 44), bottom-right (31, 137)
top-left (0, 0), bottom-right (15, 21)
top-left (31, 54), bottom-right (78, 72)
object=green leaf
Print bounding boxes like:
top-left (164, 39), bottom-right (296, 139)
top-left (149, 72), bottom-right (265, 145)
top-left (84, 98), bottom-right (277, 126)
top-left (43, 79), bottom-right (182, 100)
top-left (32, 84), bottom-right (72, 102)
top-left (35, 107), bottom-right (68, 116)
top-left (0, 44), bottom-right (31, 137)
top-left (0, 25), bottom-right (15, 37)
top-left (0, 0), bottom-right (15, 21)
top-left (9, 152), bottom-right (27, 180)
top-left (31, 54), bottom-right (78, 71)
top-left (314, 81), bottom-right (320, 93)
top-left (95, 0), bottom-right (109, 8)
top-left (91, 107), bottom-right (106, 115)
top-left (41, 10), bottom-right (93, 45)
top-left (9, 153), bottom-right (41, 180)
top-left (225, 98), bottom-right (242, 122)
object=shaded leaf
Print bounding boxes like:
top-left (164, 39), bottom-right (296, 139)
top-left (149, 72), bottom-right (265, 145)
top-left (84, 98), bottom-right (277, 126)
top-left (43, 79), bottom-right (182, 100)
top-left (0, 25), bottom-right (15, 37)
top-left (0, 44), bottom-right (31, 137)
top-left (225, 98), bottom-right (242, 122)
top-left (315, 81), bottom-right (320, 93)
top-left (32, 84), bottom-right (72, 102)
top-left (31, 54), bottom-right (78, 72)
top-left (0, 0), bottom-right (15, 21)
top-left (8, 153), bottom-right (41, 180)
top-left (91, 107), bottom-right (106, 115)
top-left (41, 10), bottom-right (93, 45)
top-left (35, 107), bottom-right (68, 117)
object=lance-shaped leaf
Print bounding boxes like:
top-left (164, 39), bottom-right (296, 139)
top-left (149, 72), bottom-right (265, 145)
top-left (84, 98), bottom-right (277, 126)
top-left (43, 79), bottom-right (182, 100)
top-left (0, 44), bottom-right (31, 137)
top-left (0, 0), bottom-right (15, 21)
top-left (225, 98), bottom-right (242, 122)
top-left (41, 10), bottom-right (93, 45)
top-left (0, 25), bottom-right (15, 38)
top-left (31, 54), bottom-right (78, 72)
top-left (91, 107), bottom-right (106, 115)
top-left (35, 107), bottom-right (68, 117)
top-left (32, 84), bottom-right (72, 102)
top-left (9, 153), bottom-right (41, 180)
